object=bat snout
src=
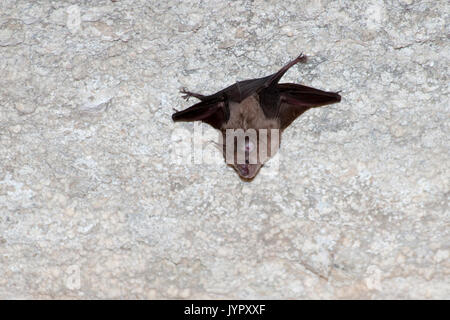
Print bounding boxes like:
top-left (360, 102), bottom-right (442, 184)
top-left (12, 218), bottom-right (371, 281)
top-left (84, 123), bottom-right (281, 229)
top-left (234, 163), bottom-right (261, 180)
top-left (237, 164), bottom-right (249, 176)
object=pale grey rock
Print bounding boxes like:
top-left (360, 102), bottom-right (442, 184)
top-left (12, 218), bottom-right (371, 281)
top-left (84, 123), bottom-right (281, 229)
top-left (66, 5), bottom-right (81, 34)
top-left (49, 8), bottom-right (67, 26)
top-left (0, 0), bottom-right (448, 300)
top-left (20, 4), bottom-right (45, 25)
top-left (0, 19), bottom-right (24, 46)
top-left (79, 88), bottom-right (114, 113)
top-left (14, 101), bottom-right (36, 114)
top-left (81, 6), bottom-right (114, 22)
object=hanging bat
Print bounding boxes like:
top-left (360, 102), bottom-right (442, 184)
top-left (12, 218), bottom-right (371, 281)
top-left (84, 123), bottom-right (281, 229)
top-left (172, 53), bottom-right (341, 180)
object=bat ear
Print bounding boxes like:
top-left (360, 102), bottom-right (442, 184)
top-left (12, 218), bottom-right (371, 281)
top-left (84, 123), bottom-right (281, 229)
top-left (277, 83), bottom-right (341, 130)
top-left (172, 99), bottom-right (228, 130)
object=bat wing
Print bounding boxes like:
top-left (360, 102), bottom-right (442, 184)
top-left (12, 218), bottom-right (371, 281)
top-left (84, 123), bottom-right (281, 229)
top-left (275, 83), bottom-right (341, 130)
top-left (172, 54), bottom-right (308, 130)
top-left (171, 97), bottom-right (228, 130)
top-left (172, 76), bottom-right (277, 130)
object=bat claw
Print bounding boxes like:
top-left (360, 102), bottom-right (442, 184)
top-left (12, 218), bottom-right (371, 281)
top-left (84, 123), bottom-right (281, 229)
top-left (296, 52), bottom-right (307, 63)
top-left (172, 108), bottom-right (179, 113)
top-left (180, 87), bottom-right (205, 101)
top-left (180, 87), bottom-right (192, 101)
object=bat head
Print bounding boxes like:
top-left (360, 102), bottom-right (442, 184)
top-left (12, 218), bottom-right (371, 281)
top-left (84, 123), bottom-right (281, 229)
top-left (221, 128), bottom-right (280, 180)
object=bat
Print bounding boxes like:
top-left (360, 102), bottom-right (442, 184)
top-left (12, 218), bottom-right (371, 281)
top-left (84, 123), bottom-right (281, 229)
top-left (172, 53), bottom-right (341, 180)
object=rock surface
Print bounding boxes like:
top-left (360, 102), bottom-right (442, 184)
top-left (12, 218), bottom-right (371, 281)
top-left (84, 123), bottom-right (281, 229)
top-left (0, 0), bottom-right (448, 299)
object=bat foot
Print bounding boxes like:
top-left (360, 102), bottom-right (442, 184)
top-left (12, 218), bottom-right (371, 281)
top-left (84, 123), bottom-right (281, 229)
top-left (180, 87), bottom-right (205, 101)
top-left (296, 52), bottom-right (307, 63)
top-left (180, 87), bottom-right (191, 101)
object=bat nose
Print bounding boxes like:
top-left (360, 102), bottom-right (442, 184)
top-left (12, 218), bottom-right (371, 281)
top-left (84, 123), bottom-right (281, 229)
top-left (237, 164), bottom-right (249, 176)
top-left (246, 140), bottom-right (255, 152)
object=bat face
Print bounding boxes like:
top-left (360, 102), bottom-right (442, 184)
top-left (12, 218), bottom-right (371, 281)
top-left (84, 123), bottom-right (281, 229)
top-left (221, 127), bottom-right (280, 179)
top-left (224, 132), bottom-right (261, 179)
top-left (220, 96), bottom-right (281, 179)
top-left (172, 53), bottom-right (341, 180)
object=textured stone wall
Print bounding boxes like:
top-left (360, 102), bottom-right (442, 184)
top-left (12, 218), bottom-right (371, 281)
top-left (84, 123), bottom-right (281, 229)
top-left (0, 0), bottom-right (448, 299)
